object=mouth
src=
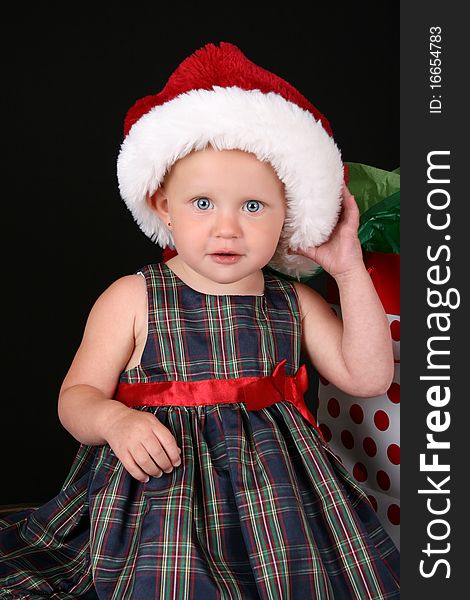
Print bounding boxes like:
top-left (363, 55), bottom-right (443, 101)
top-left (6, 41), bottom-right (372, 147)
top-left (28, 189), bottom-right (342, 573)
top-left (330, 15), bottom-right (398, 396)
top-left (210, 252), bottom-right (242, 264)
top-left (210, 251), bottom-right (241, 256)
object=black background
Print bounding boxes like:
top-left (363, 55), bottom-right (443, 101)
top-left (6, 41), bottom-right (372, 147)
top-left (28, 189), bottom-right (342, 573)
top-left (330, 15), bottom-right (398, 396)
top-left (2, 3), bottom-right (399, 505)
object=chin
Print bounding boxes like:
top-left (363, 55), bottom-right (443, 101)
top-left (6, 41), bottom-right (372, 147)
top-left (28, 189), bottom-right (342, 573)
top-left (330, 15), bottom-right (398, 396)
top-left (206, 269), bottom-right (243, 282)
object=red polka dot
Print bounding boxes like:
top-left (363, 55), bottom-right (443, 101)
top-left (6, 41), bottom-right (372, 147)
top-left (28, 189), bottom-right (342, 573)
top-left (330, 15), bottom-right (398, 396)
top-left (353, 462), bottom-right (368, 482)
top-left (349, 404), bottom-right (364, 424)
top-left (387, 503), bottom-right (400, 525)
top-left (327, 398), bottom-right (340, 418)
top-left (374, 410), bottom-right (390, 431)
top-left (387, 444), bottom-right (400, 465)
top-left (341, 430), bottom-right (354, 449)
top-left (367, 495), bottom-right (378, 512)
top-left (319, 375), bottom-right (330, 386)
top-left (390, 320), bottom-right (400, 341)
top-left (363, 437), bottom-right (377, 457)
top-left (377, 470), bottom-right (391, 491)
top-left (387, 383), bottom-right (400, 404)
top-left (319, 423), bottom-right (332, 442)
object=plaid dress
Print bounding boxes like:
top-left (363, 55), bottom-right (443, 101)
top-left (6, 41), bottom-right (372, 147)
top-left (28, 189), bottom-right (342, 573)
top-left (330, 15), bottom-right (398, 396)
top-left (0, 262), bottom-right (400, 599)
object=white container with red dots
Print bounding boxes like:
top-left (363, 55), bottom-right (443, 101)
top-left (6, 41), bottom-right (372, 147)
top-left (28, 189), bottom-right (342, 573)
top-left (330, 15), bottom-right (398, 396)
top-left (317, 308), bottom-right (401, 549)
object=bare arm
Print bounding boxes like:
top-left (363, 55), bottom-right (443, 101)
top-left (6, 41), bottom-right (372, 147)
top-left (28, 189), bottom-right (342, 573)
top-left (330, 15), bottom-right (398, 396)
top-left (58, 275), bottom-right (145, 445)
top-left (334, 266), bottom-right (393, 394)
top-left (57, 273), bottom-right (182, 482)
top-left (58, 386), bottom-right (129, 445)
top-left (295, 270), bottom-right (393, 397)
top-left (290, 184), bottom-right (393, 397)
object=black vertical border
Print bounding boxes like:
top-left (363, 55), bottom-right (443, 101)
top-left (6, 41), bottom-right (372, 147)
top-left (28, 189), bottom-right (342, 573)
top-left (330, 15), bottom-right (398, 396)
top-left (401, 2), bottom-right (466, 597)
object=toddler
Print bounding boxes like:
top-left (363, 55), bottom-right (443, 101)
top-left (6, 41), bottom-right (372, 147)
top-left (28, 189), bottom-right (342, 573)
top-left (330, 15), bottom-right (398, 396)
top-left (0, 42), bottom-right (399, 599)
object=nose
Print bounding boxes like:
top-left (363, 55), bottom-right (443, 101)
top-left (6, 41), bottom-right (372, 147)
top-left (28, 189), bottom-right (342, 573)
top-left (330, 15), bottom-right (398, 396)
top-left (213, 209), bottom-right (242, 238)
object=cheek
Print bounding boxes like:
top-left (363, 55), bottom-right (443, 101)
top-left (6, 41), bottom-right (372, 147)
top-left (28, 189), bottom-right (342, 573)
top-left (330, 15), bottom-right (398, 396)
top-left (172, 220), bottom-right (207, 249)
top-left (171, 208), bottom-right (199, 230)
top-left (260, 212), bottom-right (285, 234)
top-left (248, 220), bottom-right (283, 247)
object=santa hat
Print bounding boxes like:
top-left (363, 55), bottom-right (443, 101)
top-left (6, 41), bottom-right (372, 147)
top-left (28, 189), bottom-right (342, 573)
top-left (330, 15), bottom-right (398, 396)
top-left (117, 42), bottom-right (344, 278)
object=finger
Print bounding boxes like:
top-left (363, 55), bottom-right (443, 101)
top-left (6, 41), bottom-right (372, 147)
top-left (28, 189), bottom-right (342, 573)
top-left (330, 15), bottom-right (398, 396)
top-left (142, 412), bottom-right (182, 465)
top-left (122, 451), bottom-right (154, 483)
top-left (134, 443), bottom-right (168, 477)
top-left (342, 182), bottom-right (354, 198)
top-left (334, 201), bottom-right (348, 227)
top-left (153, 426), bottom-right (183, 467)
top-left (146, 436), bottom-right (181, 473)
top-left (348, 197), bottom-right (360, 225)
top-left (287, 246), bottom-right (318, 261)
top-left (340, 183), bottom-right (354, 206)
top-left (345, 190), bottom-right (359, 212)
top-left (340, 188), bottom-right (359, 223)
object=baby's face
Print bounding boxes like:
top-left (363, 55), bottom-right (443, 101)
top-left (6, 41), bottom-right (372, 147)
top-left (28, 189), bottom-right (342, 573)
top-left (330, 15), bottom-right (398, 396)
top-left (157, 147), bottom-right (286, 288)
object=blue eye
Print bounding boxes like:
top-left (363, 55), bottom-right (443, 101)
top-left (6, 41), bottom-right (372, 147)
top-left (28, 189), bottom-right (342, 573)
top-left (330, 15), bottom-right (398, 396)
top-left (193, 197), bottom-right (212, 210)
top-left (244, 200), bottom-right (263, 213)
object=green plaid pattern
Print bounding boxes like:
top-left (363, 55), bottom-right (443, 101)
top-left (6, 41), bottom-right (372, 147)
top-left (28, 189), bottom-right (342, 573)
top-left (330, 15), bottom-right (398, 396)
top-left (0, 263), bottom-right (399, 598)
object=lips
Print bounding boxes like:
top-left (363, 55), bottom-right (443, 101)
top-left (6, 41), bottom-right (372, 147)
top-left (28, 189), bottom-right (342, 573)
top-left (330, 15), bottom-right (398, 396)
top-left (210, 253), bottom-right (242, 264)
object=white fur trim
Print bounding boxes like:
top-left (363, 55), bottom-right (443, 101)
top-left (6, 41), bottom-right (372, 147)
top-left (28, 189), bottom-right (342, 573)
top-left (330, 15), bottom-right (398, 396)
top-left (117, 86), bottom-right (343, 278)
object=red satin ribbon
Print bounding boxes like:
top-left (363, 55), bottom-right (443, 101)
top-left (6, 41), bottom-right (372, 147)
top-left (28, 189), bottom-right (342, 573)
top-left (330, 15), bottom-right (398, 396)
top-left (116, 360), bottom-right (323, 438)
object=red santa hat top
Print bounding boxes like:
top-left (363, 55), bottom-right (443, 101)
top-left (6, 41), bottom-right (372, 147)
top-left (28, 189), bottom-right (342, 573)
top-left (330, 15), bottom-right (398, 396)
top-left (117, 42), bottom-right (344, 278)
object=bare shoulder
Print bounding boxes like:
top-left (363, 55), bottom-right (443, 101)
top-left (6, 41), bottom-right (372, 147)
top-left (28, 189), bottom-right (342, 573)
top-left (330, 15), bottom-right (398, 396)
top-left (95, 274), bottom-right (146, 308)
top-left (60, 274), bottom-right (148, 396)
top-left (89, 273), bottom-right (147, 345)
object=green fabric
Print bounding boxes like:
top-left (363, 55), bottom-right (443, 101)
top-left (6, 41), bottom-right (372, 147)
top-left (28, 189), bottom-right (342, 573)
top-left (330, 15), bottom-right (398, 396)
top-left (346, 162), bottom-right (400, 255)
top-left (357, 191), bottom-right (400, 254)
top-left (346, 163), bottom-right (400, 214)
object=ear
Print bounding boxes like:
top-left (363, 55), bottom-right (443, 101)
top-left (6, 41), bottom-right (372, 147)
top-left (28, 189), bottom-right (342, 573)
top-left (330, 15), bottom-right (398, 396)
top-left (146, 187), bottom-right (170, 224)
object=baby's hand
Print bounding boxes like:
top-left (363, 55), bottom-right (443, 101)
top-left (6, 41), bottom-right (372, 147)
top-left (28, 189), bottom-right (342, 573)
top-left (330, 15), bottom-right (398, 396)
top-left (102, 406), bottom-right (182, 482)
top-left (288, 183), bottom-right (364, 278)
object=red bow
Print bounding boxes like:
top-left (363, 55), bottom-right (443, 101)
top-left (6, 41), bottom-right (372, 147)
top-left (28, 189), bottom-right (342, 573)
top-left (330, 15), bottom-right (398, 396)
top-left (116, 360), bottom-right (322, 438)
